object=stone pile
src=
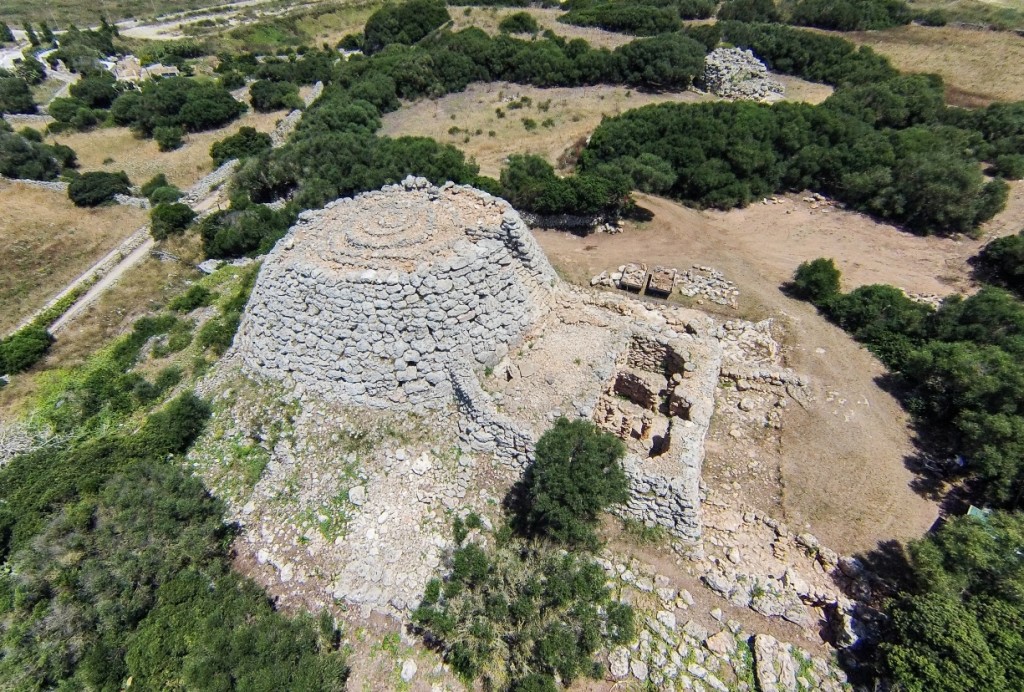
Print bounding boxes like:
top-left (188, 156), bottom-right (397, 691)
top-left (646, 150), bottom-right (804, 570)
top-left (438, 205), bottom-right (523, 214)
top-left (591, 263), bottom-right (740, 306)
top-left (597, 554), bottom-right (849, 691)
top-left (678, 265), bottom-right (740, 306)
top-left (700, 47), bottom-right (785, 101)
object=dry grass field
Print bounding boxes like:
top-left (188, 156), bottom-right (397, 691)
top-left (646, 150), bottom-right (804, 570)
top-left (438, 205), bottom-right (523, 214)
top-left (449, 5), bottom-right (635, 49)
top-left (844, 24), bottom-right (1024, 105)
top-left (0, 182), bottom-right (148, 335)
top-left (52, 108), bottom-right (287, 190)
top-left (380, 79), bottom-right (832, 178)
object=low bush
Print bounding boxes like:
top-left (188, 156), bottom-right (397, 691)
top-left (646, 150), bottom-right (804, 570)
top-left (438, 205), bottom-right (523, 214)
top-left (791, 0), bottom-right (912, 31)
top-left (150, 202), bottom-right (197, 240)
top-left (141, 173), bottom-right (183, 203)
top-left (0, 325), bottom-right (53, 374)
top-left (210, 126), bottom-right (272, 166)
top-left (154, 125), bottom-right (185, 152)
top-left (790, 257), bottom-right (841, 304)
top-left (68, 171), bottom-right (131, 207)
top-left (169, 284), bottom-right (218, 312)
top-left (498, 12), bottom-right (540, 34)
top-left (974, 230), bottom-right (1024, 298)
top-left (249, 79), bottom-right (302, 112)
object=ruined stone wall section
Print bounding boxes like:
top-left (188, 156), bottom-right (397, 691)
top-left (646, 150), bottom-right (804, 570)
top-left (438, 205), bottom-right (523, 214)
top-left (611, 330), bottom-right (723, 542)
top-left (449, 358), bottom-right (534, 472)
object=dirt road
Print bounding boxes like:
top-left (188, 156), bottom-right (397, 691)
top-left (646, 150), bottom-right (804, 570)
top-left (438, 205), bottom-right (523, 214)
top-left (49, 236), bottom-right (154, 334)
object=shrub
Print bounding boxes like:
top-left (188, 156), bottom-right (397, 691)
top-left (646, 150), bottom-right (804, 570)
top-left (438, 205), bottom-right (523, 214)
top-left (615, 34), bottom-right (707, 91)
top-left (521, 417), bottom-right (628, 548)
top-left (718, 0), bottom-right (781, 23)
top-left (210, 126), bottom-right (272, 166)
top-left (0, 325), bottom-right (53, 374)
top-left (169, 284), bottom-right (218, 312)
top-left (0, 131), bottom-right (61, 180)
top-left (791, 0), bottom-right (912, 31)
top-left (974, 231), bottom-right (1024, 297)
top-left (363, 0), bottom-right (451, 54)
top-left (498, 12), bottom-right (540, 34)
top-left (138, 392), bottom-right (211, 456)
top-left (110, 77), bottom-right (246, 137)
top-left (197, 312), bottom-right (242, 355)
top-left (413, 528), bottom-right (633, 689)
top-left (992, 154), bottom-right (1024, 180)
top-left (141, 173), bottom-right (184, 203)
top-left (0, 77), bottom-right (35, 114)
top-left (559, 3), bottom-right (681, 36)
top-left (150, 202), bottom-right (197, 240)
top-left (68, 171), bottom-right (131, 207)
top-left (154, 125), bottom-right (185, 152)
top-left (70, 73), bottom-right (119, 109)
top-left (790, 258), bottom-right (841, 304)
top-left (249, 79), bottom-right (302, 112)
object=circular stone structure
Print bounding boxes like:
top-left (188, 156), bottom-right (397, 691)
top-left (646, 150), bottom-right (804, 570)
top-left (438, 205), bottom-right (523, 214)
top-left (235, 177), bottom-right (557, 409)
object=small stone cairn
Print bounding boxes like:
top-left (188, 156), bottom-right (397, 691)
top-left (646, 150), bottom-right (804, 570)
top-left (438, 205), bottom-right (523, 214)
top-left (699, 48), bottom-right (784, 101)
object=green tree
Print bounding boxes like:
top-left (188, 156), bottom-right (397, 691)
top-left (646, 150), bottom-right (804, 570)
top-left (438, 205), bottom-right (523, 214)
top-left (0, 23), bottom-right (14, 43)
top-left (0, 77), bottom-right (35, 114)
top-left (153, 125), bottom-right (184, 151)
top-left (68, 170), bottom-right (131, 206)
top-left (363, 0), bottom-right (451, 54)
top-left (210, 125), bottom-right (272, 166)
top-left (522, 417), bottom-right (628, 548)
top-left (23, 22), bottom-right (39, 47)
top-left (38, 22), bottom-right (55, 45)
top-left (70, 72), bottom-right (119, 108)
top-left (790, 258), bottom-right (841, 304)
top-left (881, 511), bottom-right (1024, 691)
top-left (150, 202), bottom-right (197, 240)
top-left (498, 12), bottom-right (540, 34)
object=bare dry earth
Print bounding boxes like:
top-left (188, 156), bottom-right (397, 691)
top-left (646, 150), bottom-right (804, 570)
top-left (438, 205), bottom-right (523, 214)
top-left (380, 78), bottom-right (832, 178)
top-left (535, 186), bottom-right (1024, 554)
top-left (53, 108), bottom-right (287, 189)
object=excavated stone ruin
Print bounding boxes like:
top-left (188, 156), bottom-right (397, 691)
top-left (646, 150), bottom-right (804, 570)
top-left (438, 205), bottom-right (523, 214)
top-left (235, 178), bottom-right (759, 544)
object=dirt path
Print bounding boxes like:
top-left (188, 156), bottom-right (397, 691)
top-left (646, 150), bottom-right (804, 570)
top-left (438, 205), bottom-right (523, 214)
top-left (533, 192), bottom-right (982, 553)
top-left (49, 236), bottom-right (154, 335)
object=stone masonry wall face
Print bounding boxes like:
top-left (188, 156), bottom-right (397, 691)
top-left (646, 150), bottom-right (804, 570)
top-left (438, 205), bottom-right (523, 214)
top-left (237, 179), bottom-right (557, 411)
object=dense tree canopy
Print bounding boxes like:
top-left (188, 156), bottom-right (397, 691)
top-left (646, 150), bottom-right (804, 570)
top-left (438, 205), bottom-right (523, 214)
top-left (68, 171), bottom-right (131, 207)
top-left (0, 77), bottom-right (35, 114)
top-left (520, 417), bottom-right (629, 548)
top-left (881, 511), bottom-right (1024, 691)
top-left (111, 77), bottom-right (246, 137)
top-left (363, 0), bottom-right (451, 53)
top-left (791, 0), bottom-right (912, 31)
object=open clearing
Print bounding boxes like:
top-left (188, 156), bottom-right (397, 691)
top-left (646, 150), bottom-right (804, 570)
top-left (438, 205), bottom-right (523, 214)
top-left (380, 78), bottom-right (832, 178)
top-left (0, 182), bottom-right (148, 335)
top-left (450, 5), bottom-right (635, 49)
top-left (843, 24), bottom-right (1024, 105)
top-left (51, 108), bottom-right (287, 189)
top-left (533, 186), bottom-right (1024, 553)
